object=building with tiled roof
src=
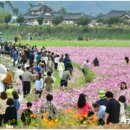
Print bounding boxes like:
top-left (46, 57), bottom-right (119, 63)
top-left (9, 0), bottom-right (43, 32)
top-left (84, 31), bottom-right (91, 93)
top-left (24, 4), bottom-right (93, 25)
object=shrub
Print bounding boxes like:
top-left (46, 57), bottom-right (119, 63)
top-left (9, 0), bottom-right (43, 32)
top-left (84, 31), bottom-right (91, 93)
top-left (77, 35), bottom-right (83, 40)
top-left (84, 67), bottom-right (95, 83)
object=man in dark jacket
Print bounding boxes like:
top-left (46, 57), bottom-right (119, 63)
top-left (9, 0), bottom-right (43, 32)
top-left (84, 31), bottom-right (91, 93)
top-left (29, 51), bottom-right (34, 66)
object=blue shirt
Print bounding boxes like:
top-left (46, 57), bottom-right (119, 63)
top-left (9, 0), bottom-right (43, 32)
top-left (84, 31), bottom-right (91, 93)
top-left (98, 105), bottom-right (106, 119)
top-left (13, 99), bottom-right (20, 111)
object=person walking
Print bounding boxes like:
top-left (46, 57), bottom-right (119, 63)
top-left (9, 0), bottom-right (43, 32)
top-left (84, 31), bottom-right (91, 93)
top-left (80, 60), bottom-right (89, 75)
top-left (14, 66), bottom-right (24, 96)
top-left (22, 66), bottom-right (34, 98)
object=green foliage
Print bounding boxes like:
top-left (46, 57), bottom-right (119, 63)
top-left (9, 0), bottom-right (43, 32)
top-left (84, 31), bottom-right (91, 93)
top-left (59, 7), bottom-right (67, 15)
top-left (52, 16), bottom-right (64, 25)
top-left (84, 67), bottom-right (95, 83)
top-left (96, 18), bottom-right (104, 23)
top-left (105, 17), bottom-right (121, 25)
top-left (13, 8), bottom-right (19, 16)
top-left (0, 2), bottom-right (4, 8)
top-left (0, 11), bottom-right (10, 23)
top-left (17, 16), bottom-right (24, 24)
top-left (5, 1), bottom-right (13, 10)
top-left (28, 3), bottom-right (33, 7)
top-left (77, 16), bottom-right (91, 26)
top-left (5, 14), bottom-right (11, 23)
top-left (37, 17), bottom-right (44, 25)
top-left (2, 24), bottom-right (130, 41)
top-left (77, 35), bottom-right (83, 40)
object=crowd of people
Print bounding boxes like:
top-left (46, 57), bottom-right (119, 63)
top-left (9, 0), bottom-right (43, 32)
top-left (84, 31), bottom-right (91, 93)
top-left (0, 42), bottom-right (129, 128)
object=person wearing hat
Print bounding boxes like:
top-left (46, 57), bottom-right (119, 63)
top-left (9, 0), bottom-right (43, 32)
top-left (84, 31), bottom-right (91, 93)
top-left (96, 90), bottom-right (108, 107)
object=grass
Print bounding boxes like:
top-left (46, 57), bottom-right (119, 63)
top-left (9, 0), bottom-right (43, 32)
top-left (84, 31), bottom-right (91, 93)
top-left (21, 39), bottom-right (130, 47)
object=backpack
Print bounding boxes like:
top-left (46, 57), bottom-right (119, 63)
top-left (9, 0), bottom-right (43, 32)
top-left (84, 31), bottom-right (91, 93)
top-left (48, 104), bottom-right (56, 119)
top-left (41, 103), bottom-right (57, 120)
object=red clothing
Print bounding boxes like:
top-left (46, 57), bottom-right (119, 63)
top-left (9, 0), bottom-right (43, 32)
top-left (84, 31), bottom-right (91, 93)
top-left (78, 102), bottom-right (91, 116)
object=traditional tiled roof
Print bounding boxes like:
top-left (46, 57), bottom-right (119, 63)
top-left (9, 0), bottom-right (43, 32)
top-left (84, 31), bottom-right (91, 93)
top-left (63, 13), bottom-right (85, 20)
top-left (98, 10), bottom-right (126, 20)
top-left (125, 11), bottom-right (130, 17)
top-left (28, 4), bottom-right (52, 12)
top-left (24, 4), bottom-right (94, 21)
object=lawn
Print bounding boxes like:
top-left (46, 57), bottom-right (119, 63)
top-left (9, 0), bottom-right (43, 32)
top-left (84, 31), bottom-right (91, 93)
top-left (21, 39), bottom-right (130, 47)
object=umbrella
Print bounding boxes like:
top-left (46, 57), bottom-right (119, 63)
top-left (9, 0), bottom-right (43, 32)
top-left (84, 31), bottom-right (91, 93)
top-left (0, 64), bottom-right (7, 81)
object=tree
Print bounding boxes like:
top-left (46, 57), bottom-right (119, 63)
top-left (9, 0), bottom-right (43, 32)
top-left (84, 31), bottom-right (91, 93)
top-left (52, 16), bottom-right (64, 25)
top-left (13, 8), bottom-right (19, 16)
top-left (0, 11), bottom-right (10, 23)
top-left (97, 18), bottom-right (104, 23)
top-left (17, 16), bottom-right (24, 25)
top-left (97, 13), bottom-right (104, 17)
top-left (105, 17), bottom-right (121, 25)
top-left (5, 1), bottom-right (14, 11)
top-left (59, 7), bottom-right (67, 15)
top-left (5, 14), bottom-right (11, 23)
top-left (77, 16), bottom-right (91, 26)
top-left (37, 17), bottom-right (44, 25)
top-left (28, 3), bottom-right (33, 8)
top-left (0, 2), bottom-right (4, 8)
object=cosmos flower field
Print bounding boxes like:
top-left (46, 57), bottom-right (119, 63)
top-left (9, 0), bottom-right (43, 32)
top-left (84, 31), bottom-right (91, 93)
top-left (20, 47), bottom-right (130, 112)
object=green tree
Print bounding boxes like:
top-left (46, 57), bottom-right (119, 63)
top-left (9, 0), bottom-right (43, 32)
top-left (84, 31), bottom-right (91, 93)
top-left (105, 17), bottom-right (121, 25)
top-left (77, 16), bottom-right (91, 26)
top-left (97, 18), bottom-right (104, 23)
top-left (13, 8), bottom-right (19, 16)
top-left (0, 2), bottom-right (4, 8)
top-left (59, 7), bottom-right (67, 15)
top-left (52, 16), bottom-right (64, 25)
top-left (97, 13), bottom-right (104, 17)
top-left (0, 11), bottom-right (10, 23)
top-left (37, 17), bottom-right (44, 25)
top-left (17, 16), bottom-right (24, 25)
top-left (5, 1), bottom-right (14, 11)
top-left (5, 14), bottom-right (11, 23)
top-left (28, 2), bottom-right (33, 8)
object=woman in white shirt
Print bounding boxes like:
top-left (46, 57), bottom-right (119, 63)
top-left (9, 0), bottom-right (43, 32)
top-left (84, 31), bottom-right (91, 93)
top-left (34, 73), bottom-right (44, 98)
top-left (14, 66), bottom-right (24, 96)
top-left (54, 55), bottom-right (60, 70)
top-left (57, 59), bottom-right (65, 79)
top-left (0, 92), bottom-right (8, 126)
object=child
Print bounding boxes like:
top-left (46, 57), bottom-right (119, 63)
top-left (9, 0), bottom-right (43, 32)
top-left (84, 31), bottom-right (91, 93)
top-left (21, 102), bottom-right (33, 126)
top-left (40, 94), bottom-right (57, 120)
top-left (4, 98), bottom-right (17, 126)
top-left (34, 73), bottom-right (44, 98)
top-left (44, 72), bottom-right (54, 93)
top-left (12, 91), bottom-right (20, 111)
